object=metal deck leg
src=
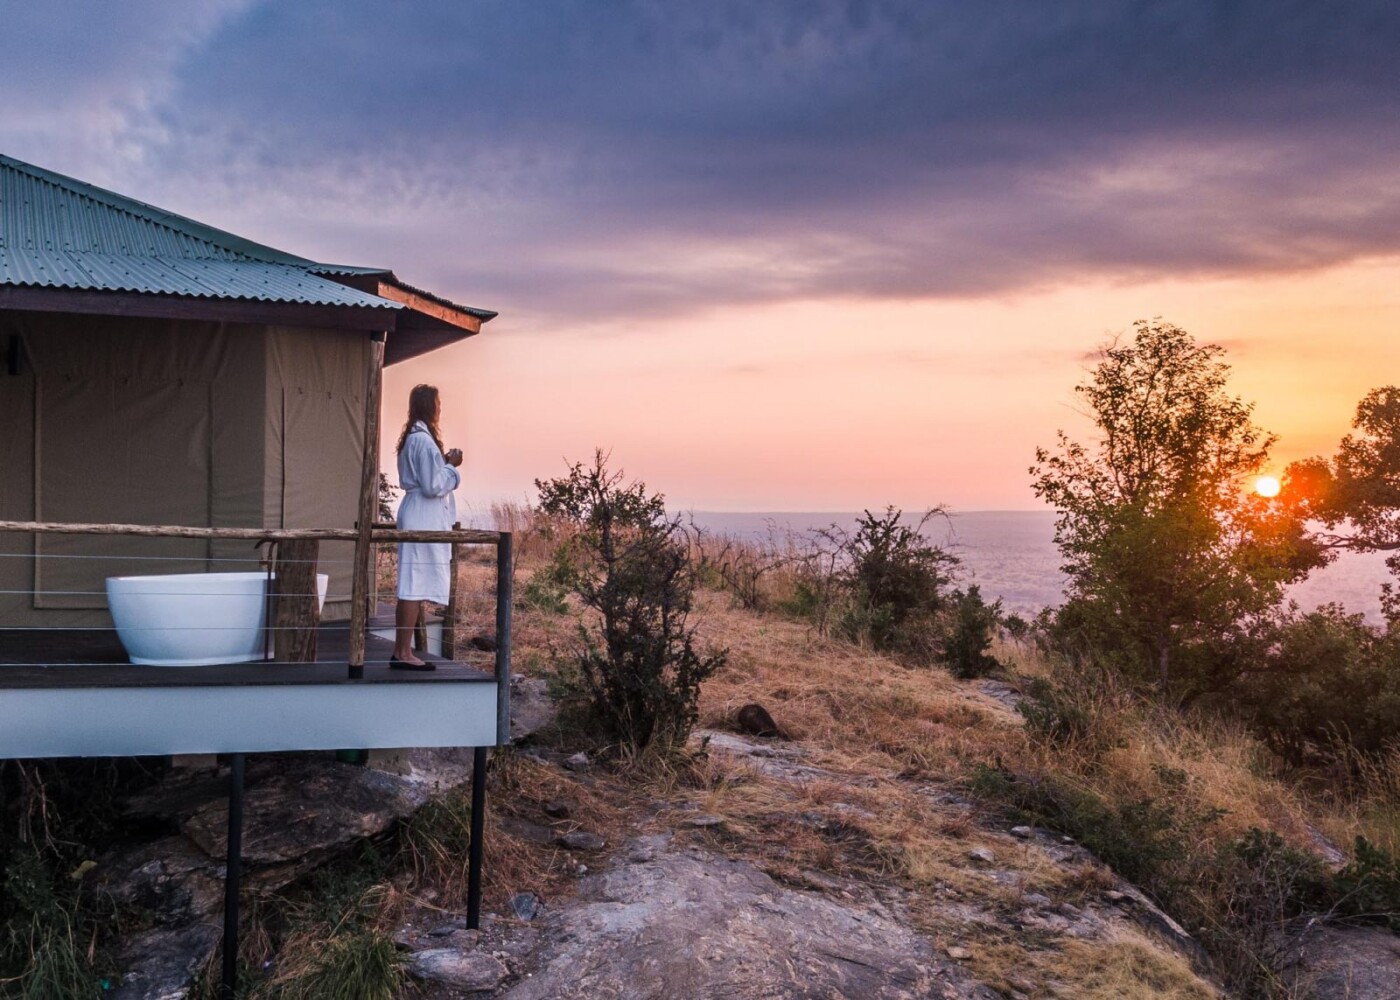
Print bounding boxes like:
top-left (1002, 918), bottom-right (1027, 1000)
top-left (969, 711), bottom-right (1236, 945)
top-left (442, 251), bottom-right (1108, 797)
top-left (467, 746), bottom-right (488, 929)
top-left (221, 753), bottom-right (245, 1000)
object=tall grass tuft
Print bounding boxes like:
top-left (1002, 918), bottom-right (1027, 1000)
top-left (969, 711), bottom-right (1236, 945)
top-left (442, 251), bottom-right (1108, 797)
top-left (271, 928), bottom-right (402, 1000)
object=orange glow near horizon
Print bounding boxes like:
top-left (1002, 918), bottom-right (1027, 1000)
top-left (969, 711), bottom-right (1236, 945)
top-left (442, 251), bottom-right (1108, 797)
top-left (382, 255), bottom-right (1400, 514)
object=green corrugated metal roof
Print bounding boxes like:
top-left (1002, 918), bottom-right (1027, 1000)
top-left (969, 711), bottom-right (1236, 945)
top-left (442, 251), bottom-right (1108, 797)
top-left (0, 153), bottom-right (494, 319)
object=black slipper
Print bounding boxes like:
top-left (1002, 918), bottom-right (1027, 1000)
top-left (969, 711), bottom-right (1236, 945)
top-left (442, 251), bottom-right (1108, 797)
top-left (389, 657), bottom-right (436, 671)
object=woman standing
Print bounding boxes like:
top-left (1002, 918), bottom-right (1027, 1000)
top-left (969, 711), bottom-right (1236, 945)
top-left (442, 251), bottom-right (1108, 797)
top-left (392, 384), bottom-right (462, 669)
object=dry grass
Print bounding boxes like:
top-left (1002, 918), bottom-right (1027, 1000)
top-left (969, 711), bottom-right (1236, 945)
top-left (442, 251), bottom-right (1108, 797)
top-left (1313, 745), bottom-right (1400, 856)
top-left (408, 516), bottom-right (1396, 998)
top-left (956, 932), bottom-right (1222, 1000)
top-left (693, 594), bottom-right (1015, 777)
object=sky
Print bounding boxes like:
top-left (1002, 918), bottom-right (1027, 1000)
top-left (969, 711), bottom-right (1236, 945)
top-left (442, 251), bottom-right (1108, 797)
top-left (5, 1), bottom-right (1400, 512)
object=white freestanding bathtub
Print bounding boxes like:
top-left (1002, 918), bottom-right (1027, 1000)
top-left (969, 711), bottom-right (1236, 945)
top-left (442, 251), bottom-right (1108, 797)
top-left (105, 571), bottom-right (329, 666)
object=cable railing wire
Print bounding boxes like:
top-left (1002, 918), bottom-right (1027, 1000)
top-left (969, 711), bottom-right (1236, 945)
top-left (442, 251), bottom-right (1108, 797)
top-left (1, 522), bottom-right (507, 676)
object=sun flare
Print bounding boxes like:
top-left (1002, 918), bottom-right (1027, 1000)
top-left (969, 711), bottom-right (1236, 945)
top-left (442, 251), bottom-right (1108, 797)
top-left (1254, 475), bottom-right (1281, 498)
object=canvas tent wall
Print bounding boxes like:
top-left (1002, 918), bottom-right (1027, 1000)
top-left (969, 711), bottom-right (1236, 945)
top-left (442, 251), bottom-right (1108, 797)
top-left (0, 311), bottom-right (369, 626)
top-left (0, 152), bottom-right (494, 635)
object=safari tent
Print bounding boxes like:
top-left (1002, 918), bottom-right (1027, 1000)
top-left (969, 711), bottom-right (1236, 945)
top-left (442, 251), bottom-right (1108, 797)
top-left (0, 152), bottom-right (496, 626)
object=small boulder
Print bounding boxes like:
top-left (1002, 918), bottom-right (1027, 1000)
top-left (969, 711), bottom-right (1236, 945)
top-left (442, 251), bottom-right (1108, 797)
top-left (557, 830), bottom-right (606, 851)
top-left (563, 752), bottom-right (591, 772)
top-left (1010, 825), bottom-right (1034, 839)
top-left (968, 847), bottom-right (995, 865)
top-left (428, 920), bottom-right (472, 939)
top-left (467, 633), bottom-right (498, 652)
top-left (408, 949), bottom-right (509, 992)
top-left (736, 703), bottom-right (784, 739)
top-left (511, 892), bottom-right (541, 922)
top-left (685, 814), bottom-right (727, 828)
top-left (543, 799), bottom-right (571, 819)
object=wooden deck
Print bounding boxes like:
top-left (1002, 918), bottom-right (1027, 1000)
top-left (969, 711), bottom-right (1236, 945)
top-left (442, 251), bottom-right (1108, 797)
top-left (0, 622), bottom-right (502, 759)
top-left (0, 621), bottom-right (494, 688)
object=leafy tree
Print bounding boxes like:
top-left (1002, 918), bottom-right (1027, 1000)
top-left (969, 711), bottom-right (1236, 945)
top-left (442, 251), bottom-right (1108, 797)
top-left (1289, 386), bottom-right (1400, 581)
top-left (535, 451), bottom-right (726, 753)
top-left (1031, 319), bottom-right (1324, 697)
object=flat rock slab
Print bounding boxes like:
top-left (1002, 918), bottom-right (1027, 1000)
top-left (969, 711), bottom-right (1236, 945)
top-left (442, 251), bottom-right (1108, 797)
top-left (106, 922), bottom-right (221, 1000)
top-left (183, 761), bottom-right (428, 865)
top-left (502, 844), bottom-right (994, 999)
top-left (1289, 923), bottom-right (1400, 1000)
top-left (695, 729), bottom-right (876, 786)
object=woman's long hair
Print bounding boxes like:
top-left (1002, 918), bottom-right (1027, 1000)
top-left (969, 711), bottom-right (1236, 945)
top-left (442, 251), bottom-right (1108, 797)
top-left (396, 384), bottom-right (445, 455)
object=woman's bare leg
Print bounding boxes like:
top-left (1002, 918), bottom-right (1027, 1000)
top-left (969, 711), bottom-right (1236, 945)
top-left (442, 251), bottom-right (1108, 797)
top-left (393, 599), bottom-right (425, 664)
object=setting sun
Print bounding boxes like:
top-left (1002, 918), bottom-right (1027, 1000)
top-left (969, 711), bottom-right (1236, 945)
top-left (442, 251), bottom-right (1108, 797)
top-left (1255, 475), bottom-right (1282, 498)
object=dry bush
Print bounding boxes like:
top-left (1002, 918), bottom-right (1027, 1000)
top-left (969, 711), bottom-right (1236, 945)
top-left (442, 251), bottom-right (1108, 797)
top-left (490, 500), bottom-right (565, 570)
top-left (1314, 744), bottom-right (1400, 857)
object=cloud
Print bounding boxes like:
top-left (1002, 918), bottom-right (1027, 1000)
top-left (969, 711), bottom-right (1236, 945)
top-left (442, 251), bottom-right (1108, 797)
top-left (6, 1), bottom-right (1400, 325)
top-left (0, 0), bottom-right (258, 179)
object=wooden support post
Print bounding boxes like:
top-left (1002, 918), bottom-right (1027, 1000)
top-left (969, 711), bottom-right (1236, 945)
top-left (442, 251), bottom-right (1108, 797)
top-left (272, 538), bottom-right (321, 662)
top-left (348, 332), bottom-right (387, 680)
top-left (442, 520), bottom-right (461, 660)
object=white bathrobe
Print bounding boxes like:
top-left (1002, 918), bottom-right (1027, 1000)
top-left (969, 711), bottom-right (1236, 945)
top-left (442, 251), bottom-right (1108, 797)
top-left (396, 421), bottom-right (460, 604)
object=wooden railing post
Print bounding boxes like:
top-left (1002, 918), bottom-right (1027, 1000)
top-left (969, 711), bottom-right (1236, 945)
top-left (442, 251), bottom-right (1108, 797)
top-left (272, 539), bottom-right (320, 663)
top-left (348, 331), bottom-right (387, 679)
top-left (442, 521), bottom-right (461, 660)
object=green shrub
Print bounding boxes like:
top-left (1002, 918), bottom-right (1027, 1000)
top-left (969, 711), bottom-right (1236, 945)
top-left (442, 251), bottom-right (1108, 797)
top-left (1016, 671), bottom-right (1126, 756)
top-left (536, 452), bottom-right (727, 754)
top-left (1230, 605), bottom-right (1400, 765)
top-left (975, 761), bottom-right (1224, 891)
top-left (518, 572), bottom-right (570, 615)
top-left (775, 576), bottom-right (824, 622)
top-left (1328, 836), bottom-right (1400, 932)
top-left (942, 585), bottom-right (1002, 679)
top-left (837, 508), bottom-right (957, 660)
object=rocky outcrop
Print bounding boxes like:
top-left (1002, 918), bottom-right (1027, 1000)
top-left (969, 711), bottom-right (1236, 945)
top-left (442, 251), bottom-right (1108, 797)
top-left (500, 839), bottom-right (999, 1000)
top-left (106, 923), bottom-right (221, 1000)
top-left (96, 666), bottom-right (557, 1000)
top-left (99, 750), bottom-right (483, 1000)
top-left (1285, 922), bottom-right (1400, 999)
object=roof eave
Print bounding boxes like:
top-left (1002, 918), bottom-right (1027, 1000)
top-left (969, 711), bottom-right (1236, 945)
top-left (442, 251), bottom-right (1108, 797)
top-left (0, 285), bottom-right (403, 332)
top-left (319, 271), bottom-right (496, 330)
